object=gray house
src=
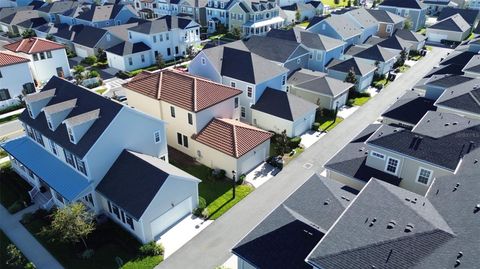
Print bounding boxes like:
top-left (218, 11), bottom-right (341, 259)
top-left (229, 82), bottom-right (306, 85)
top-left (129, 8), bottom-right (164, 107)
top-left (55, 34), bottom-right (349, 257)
top-left (326, 57), bottom-right (376, 91)
top-left (379, 0), bottom-right (427, 31)
top-left (426, 14), bottom-right (471, 42)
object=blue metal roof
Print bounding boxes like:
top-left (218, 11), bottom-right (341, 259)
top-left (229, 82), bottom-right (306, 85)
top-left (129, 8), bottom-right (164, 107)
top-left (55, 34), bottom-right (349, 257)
top-left (1, 136), bottom-right (91, 201)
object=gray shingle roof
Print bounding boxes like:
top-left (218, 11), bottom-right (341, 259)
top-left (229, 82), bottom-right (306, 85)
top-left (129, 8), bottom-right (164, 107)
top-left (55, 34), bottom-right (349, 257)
top-left (324, 14), bottom-right (363, 39)
top-left (379, 0), bottom-right (426, 9)
top-left (232, 174), bottom-right (357, 269)
top-left (438, 7), bottom-right (479, 26)
top-left (288, 69), bottom-right (353, 97)
top-left (462, 54), bottom-right (480, 74)
top-left (382, 91), bottom-right (436, 126)
top-left (243, 35), bottom-right (309, 63)
top-left (354, 45), bottom-right (398, 62)
top-left (251, 88), bottom-right (317, 121)
top-left (394, 29), bottom-right (427, 43)
top-left (378, 35), bottom-right (413, 51)
top-left (75, 4), bottom-right (134, 22)
top-left (128, 15), bottom-right (196, 34)
top-left (327, 57), bottom-right (376, 76)
top-left (345, 7), bottom-right (378, 28)
top-left (367, 9), bottom-right (405, 24)
top-left (434, 78), bottom-right (480, 115)
top-left (37, 0), bottom-right (79, 14)
top-left (429, 14), bottom-right (471, 32)
top-left (106, 41), bottom-right (150, 56)
top-left (267, 27), bottom-right (345, 51)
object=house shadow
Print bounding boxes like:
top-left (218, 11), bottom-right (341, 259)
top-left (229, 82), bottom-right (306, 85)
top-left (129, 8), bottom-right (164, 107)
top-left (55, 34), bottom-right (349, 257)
top-left (252, 164), bottom-right (277, 180)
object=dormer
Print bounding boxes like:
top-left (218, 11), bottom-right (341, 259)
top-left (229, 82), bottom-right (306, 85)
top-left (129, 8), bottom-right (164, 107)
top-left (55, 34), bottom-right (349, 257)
top-left (62, 109), bottom-right (100, 144)
top-left (24, 89), bottom-right (56, 119)
top-left (42, 99), bottom-right (77, 131)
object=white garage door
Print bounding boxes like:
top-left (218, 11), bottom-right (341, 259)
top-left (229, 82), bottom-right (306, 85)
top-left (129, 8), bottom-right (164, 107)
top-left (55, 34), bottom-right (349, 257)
top-left (293, 118), bottom-right (309, 137)
top-left (428, 33), bottom-right (447, 42)
top-left (240, 148), bottom-right (266, 175)
top-left (75, 47), bottom-right (89, 58)
top-left (150, 196), bottom-right (192, 239)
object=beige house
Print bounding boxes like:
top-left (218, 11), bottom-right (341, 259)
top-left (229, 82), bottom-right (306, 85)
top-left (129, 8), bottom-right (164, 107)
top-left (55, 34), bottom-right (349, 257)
top-left (123, 69), bottom-right (272, 178)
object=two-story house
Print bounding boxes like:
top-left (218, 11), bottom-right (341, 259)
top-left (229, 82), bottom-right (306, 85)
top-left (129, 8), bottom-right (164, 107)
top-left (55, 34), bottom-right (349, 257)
top-left (205, 0), bottom-right (235, 32)
top-left (341, 7), bottom-right (379, 43)
top-left (306, 14), bottom-right (362, 47)
top-left (0, 52), bottom-right (34, 109)
top-left (378, 0), bottom-right (427, 31)
top-left (367, 9), bottom-right (405, 38)
top-left (36, 0), bottom-right (80, 24)
top-left (189, 41), bottom-right (289, 122)
top-left (126, 15), bottom-right (200, 62)
top-left (4, 37), bottom-right (71, 85)
top-left (69, 4), bottom-right (139, 28)
top-left (123, 70), bottom-right (272, 179)
top-left (1, 76), bottom-right (200, 244)
top-left (227, 0), bottom-right (284, 37)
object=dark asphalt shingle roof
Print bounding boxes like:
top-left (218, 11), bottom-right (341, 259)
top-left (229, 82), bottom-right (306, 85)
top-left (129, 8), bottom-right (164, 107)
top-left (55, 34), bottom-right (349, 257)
top-left (243, 35), bottom-right (309, 63)
top-left (232, 174), bottom-right (356, 269)
top-left (251, 88), bottom-right (317, 121)
top-left (288, 69), bottom-right (353, 97)
top-left (438, 7), bottom-right (479, 26)
top-left (394, 29), bottom-right (427, 43)
top-left (327, 57), bottom-right (376, 76)
top-left (128, 15), bottom-right (195, 34)
top-left (429, 14), bottom-right (471, 32)
top-left (381, 91), bottom-right (436, 125)
top-left (354, 45), bottom-right (398, 62)
top-left (37, 0), bottom-right (79, 14)
top-left (379, 0), bottom-right (426, 9)
top-left (106, 41), bottom-right (150, 56)
top-left (75, 4), bottom-right (132, 22)
top-left (367, 9), bottom-right (405, 24)
top-left (377, 35), bottom-right (413, 51)
top-left (462, 54), bottom-right (480, 73)
top-left (52, 24), bottom-right (109, 48)
top-left (435, 78), bottom-right (480, 115)
top-left (19, 77), bottom-right (122, 158)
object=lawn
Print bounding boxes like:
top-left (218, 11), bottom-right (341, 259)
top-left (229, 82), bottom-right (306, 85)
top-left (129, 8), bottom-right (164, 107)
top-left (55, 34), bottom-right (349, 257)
top-left (350, 96), bottom-right (371, 106)
top-left (319, 117), bottom-right (343, 132)
top-left (22, 211), bottom-right (163, 269)
top-left (297, 21), bottom-right (310, 27)
top-left (0, 163), bottom-right (32, 213)
top-left (169, 155), bottom-right (253, 220)
top-left (322, 0), bottom-right (349, 7)
top-left (0, 114), bottom-right (19, 125)
top-left (1, 229), bottom-right (33, 269)
top-left (95, 88), bottom-right (107, 95)
top-left (396, 65), bottom-right (410, 73)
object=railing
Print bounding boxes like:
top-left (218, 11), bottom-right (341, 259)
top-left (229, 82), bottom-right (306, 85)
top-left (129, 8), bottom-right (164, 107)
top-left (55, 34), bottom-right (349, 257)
top-left (28, 187), bottom-right (39, 200)
top-left (42, 198), bottom-right (55, 210)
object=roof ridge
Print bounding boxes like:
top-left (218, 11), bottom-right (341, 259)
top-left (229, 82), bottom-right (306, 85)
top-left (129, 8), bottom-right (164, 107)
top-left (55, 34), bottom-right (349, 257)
top-left (232, 122), bottom-right (239, 158)
top-left (282, 204), bottom-right (327, 233)
top-left (193, 76), bottom-right (198, 111)
top-left (157, 71), bottom-right (163, 100)
top-left (29, 38), bottom-right (40, 54)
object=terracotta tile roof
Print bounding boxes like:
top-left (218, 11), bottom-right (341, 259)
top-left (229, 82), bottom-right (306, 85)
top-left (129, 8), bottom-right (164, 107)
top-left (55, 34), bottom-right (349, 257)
top-left (0, 52), bottom-right (30, 67)
top-left (123, 70), bottom-right (242, 112)
top-left (194, 118), bottom-right (272, 158)
top-left (4, 37), bottom-right (65, 54)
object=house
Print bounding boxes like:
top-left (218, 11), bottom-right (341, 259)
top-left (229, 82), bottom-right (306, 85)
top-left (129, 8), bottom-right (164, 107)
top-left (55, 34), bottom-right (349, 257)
top-left (106, 41), bottom-right (152, 71)
top-left (70, 4), bottom-right (138, 28)
top-left (367, 9), bottom-right (405, 38)
top-left (0, 76), bottom-right (201, 244)
top-left (461, 53), bottom-right (480, 77)
top-left (251, 88), bottom-right (317, 136)
top-left (267, 27), bottom-right (345, 72)
top-left (437, 7), bottom-right (479, 27)
top-left (243, 35), bottom-right (310, 74)
top-left (377, 34), bottom-right (414, 53)
top-left (232, 173), bottom-right (358, 269)
top-left (226, 0), bottom-right (284, 37)
top-left (378, 0), bottom-right (427, 31)
top-left (351, 45), bottom-right (398, 75)
top-left (414, 74), bottom-right (474, 99)
top-left (306, 14), bottom-right (362, 47)
top-left (434, 78), bottom-right (480, 119)
top-left (126, 15), bottom-right (201, 61)
top-left (0, 52), bottom-right (34, 109)
top-left (205, 0), bottom-right (235, 32)
top-left (287, 69), bottom-right (352, 110)
top-left (394, 29), bottom-right (427, 51)
top-left (426, 14), bottom-right (471, 42)
top-left (0, 9), bottom-right (47, 34)
top-left (4, 37), bottom-right (71, 85)
top-left (122, 69), bottom-right (243, 161)
top-left (342, 8), bottom-right (379, 43)
top-left (326, 57), bottom-right (376, 91)
top-left (174, 0), bottom-right (208, 26)
top-left (188, 41), bottom-right (289, 122)
top-left (280, 2), bottom-right (322, 24)
top-left (423, 0), bottom-right (457, 15)
top-left (36, 1), bottom-right (80, 24)
top-left (381, 91), bottom-right (436, 128)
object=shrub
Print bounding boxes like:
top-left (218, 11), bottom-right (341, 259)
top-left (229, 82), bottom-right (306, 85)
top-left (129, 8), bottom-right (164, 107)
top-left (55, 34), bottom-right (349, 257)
top-left (201, 208), bottom-right (210, 219)
top-left (312, 122), bottom-right (320, 130)
top-left (237, 174), bottom-right (246, 185)
top-left (21, 212), bottom-right (34, 224)
top-left (289, 137), bottom-right (301, 149)
top-left (139, 242), bottom-right (164, 257)
top-left (212, 169), bottom-right (226, 180)
top-left (198, 197), bottom-right (206, 209)
top-left (88, 70), bottom-right (100, 78)
top-left (82, 56), bottom-right (97, 65)
top-left (8, 201), bottom-right (23, 213)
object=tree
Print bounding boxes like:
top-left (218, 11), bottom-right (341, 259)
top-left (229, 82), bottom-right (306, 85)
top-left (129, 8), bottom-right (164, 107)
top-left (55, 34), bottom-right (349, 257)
top-left (404, 18), bottom-right (413, 30)
top-left (397, 48), bottom-right (408, 66)
top-left (372, 0), bottom-right (377, 8)
top-left (6, 244), bottom-right (26, 267)
top-left (345, 67), bottom-right (358, 92)
top-left (41, 203), bottom-right (95, 250)
top-left (275, 130), bottom-right (289, 155)
top-left (353, 0), bottom-right (359, 6)
top-left (156, 54), bottom-right (165, 69)
top-left (96, 48), bottom-right (107, 62)
top-left (73, 65), bottom-right (86, 85)
top-left (295, 9), bottom-right (301, 22)
top-left (231, 27), bottom-right (242, 40)
top-left (21, 29), bottom-right (36, 39)
top-left (46, 34), bottom-right (55, 41)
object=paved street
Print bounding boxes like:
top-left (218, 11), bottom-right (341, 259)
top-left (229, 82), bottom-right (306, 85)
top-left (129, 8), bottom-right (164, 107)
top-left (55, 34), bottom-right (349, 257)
top-left (157, 47), bottom-right (451, 269)
top-left (0, 120), bottom-right (23, 140)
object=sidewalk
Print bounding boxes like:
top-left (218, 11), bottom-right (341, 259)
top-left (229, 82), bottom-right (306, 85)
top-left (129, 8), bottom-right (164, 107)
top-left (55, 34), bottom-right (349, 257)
top-left (0, 108), bottom-right (24, 120)
top-left (0, 205), bottom-right (64, 269)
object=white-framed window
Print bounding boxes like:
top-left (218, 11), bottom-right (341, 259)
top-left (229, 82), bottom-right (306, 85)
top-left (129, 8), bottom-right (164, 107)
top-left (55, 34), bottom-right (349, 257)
top-left (170, 106), bottom-right (176, 117)
top-left (154, 130), bottom-right (161, 143)
top-left (159, 34), bottom-right (163, 42)
top-left (76, 157), bottom-right (87, 176)
top-left (230, 81), bottom-right (236, 87)
top-left (234, 97), bottom-right (239, 108)
top-left (128, 57), bottom-right (133, 65)
top-left (49, 139), bottom-right (57, 155)
top-left (33, 54), bottom-right (38, 61)
top-left (386, 24), bottom-right (393, 33)
top-left (188, 113), bottom-right (193, 125)
top-left (385, 157), bottom-right (400, 175)
top-left (282, 75), bottom-right (286, 85)
top-left (67, 127), bottom-right (75, 143)
top-left (241, 106), bottom-right (246, 118)
top-left (201, 57), bottom-right (206, 65)
top-left (177, 132), bottom-right (189, 148)
top-left (46, 51), bottom-right (52, 58)
top-left (371, 151), bottom-right (385, 160)
top-left (416, 167), bottom-right (432, 185)
top-left (153, 35), bottom-right (157, 43)
top-left (316, 51), bottom-right (323, 61)
top-left (247, 86), bottom-right (253, 98)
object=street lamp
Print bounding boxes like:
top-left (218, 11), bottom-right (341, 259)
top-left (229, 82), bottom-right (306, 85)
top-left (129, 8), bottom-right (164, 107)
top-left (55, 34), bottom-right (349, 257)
top-left (232, 170), bottom-right (236, 199)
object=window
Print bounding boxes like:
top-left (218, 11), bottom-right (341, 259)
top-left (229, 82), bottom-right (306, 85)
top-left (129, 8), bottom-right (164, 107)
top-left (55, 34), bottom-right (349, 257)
top-left (241, 106), bottom-right (246, 118)
top-left (107, 201), bottom-right (112, 213)
top-left (159, 34), bottom-right (163, 42)
top-left (177, 133), bottom-right (189, 147)
top-left (0, 89), bottom-right (10, 101)
top-left (111, 204), bottom-right (120, 219)
top-left (34, 129), bottom-right (44, 146)
top-left (385, 157), bottom-right (399, 175)
top-left (175, 46), bottom-right (179, 55)
top-left (177, 132), bottom-right (183, 145)
top-left (46, 51), bottom-right (52, 58)
top-left (201, 57), bottom-right (206, 65)
top-left (40, 52), bottom-right (45, 60)
top-left (234, 97), bottom-right (238, 108)
top-left (33, 54), bottom-right (39, 61)
top-left (141, 54), bottom-right (145, 63)
top-left (76, 157), bottom-right (87, 176)
top-left (247, 86), bottom-right (253, 98)
top-left (154, 130), bottom-right (161, 143)
top-left (153, 35), bottom-right (157, 43)
top-left (167, 48), bottom-right (171, 56)
top-left (0, 70), bottom-right (2, 78)
top-left (417, 168), bottom-right (432, 185)
top-left (230, 81), bottom-right (236, 87)
top-left (50, 140), bottom-right (57, 155)
top-left (128, 57), bottom-right (133, 66)
top-left (129, 32), bottom-right (132, 39)
top-left (183, 135), bottom-right (188, 148)
top-left (170, 106), bottom-right (176, 117)
top-left (371, 151), bottom-right (385, 160)
top-left (67, 127), bottom-right (75, 143)
top-left (23, 83), bottom-right (35, 94)
top-left (166, 33), bottom-right (169, 40)
top-left (386, 24), bottom-right (393, 33)
top-left (26, 104), bottom-right (33, 117)
top-left (282, 75), bottom-right (286, 85)
top-left (120, 210), bottom-right (125, 223)
top-left (316, 51), bottom-right (323, 61)
top-left (126, 216), bottom-right (134, 230)
top-left (64, 150), bottom-right (76, 168)
top-left (188, 113), bottom-right (193, 125)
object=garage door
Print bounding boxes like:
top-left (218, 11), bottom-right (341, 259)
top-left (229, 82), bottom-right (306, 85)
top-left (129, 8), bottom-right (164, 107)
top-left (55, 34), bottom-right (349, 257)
top-left (75, 47), bottom-right (89, 58)
top-left (293, 118), bottom-right (309, 137)
top-left (428, 33), bottom-right (447, 42)
top-left (240, 148), bottom-right (266, 175)
top-left (150, 196), bottom-right (192, 239)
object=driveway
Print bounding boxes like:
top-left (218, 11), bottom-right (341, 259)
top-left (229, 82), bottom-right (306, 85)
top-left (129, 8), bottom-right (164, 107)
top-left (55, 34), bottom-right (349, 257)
top-left (0, 120), bottom-right (23, 140)
top-left (244, 162), bottom-right (279, 188)
top-left (156, 47), bottom-right (451, 269)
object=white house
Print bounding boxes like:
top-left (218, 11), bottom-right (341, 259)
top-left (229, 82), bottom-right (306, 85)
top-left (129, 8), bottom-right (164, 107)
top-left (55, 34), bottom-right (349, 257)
top-left (3, 37), bottom-right (71, 85)
top-left (106, 41), bottom-right (152, 71)
top-left (1, 76), bottom-right (200, 244)
top-left (0, 52), bottom-right (34, 109)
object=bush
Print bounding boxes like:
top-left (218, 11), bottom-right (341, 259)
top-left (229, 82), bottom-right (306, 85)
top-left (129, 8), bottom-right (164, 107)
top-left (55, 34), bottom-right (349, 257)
top-left (237, 174), bottom-right (246, 185)
top-left (21, 212), bottom-right (34, 224)
top-left (212, 169), bottom-right (226, 180)
top-left (139, 242), bottom-right (164, 257)
top-left (193, 197), bottom-right (207, 216)
top-left (82, 56), bottom-right (97, 65)
top-left (201, 208), bottom-right (210, 219)
top-left (88, 70), bottom-right (100, 78)
top-left (8, 201), bottom-right (23, 213)
top-left (289, 137), bottom-right (301, 149)
top-left (312, 122), bottom-right (320, 130)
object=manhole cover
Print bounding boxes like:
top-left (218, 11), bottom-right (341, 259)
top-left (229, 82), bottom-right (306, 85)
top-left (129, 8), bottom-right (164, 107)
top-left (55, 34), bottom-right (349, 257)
top-left (303, 163), bottom-right (313, 169)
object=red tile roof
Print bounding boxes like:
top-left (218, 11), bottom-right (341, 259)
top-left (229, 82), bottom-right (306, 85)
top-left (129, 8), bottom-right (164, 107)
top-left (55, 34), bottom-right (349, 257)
top-left (194, 118), bottom-right (272, 158)
top-left (4, 38), bottom-right (65, 54)
top-left (123, 70), bottom-right (242, 112)
top-left (0, 52), bottom-right (30, 67)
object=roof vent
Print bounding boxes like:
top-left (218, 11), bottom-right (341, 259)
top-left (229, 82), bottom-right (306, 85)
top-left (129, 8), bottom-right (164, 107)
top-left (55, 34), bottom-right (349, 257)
top-left (452, 122), bottom-right (458, 125)
top-left (457, 252), bottom-right (463, 259)
top-left (453, 183), bottom-right (460, 192)
top-left (369, 218), bottom-right (377, 227)
top-left (387, 220), bottom-right (396, 229)
top-left (455, 260), bottom-right (461, 267)
top-left (324, 199), bottom-right (330, 205)
top-left (474, 204), bottom-right (480, 214)
top-left (404, 223), bottom-right (414, 233)
top-left (445, 123), bottom-right (450, 126)
top-left (475, 159), bottom-right (478, 164)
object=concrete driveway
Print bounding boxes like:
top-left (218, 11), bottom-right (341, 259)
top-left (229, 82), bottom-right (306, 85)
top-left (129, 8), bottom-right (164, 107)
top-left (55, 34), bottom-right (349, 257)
top-left (244, 162), bottom-right (279, 188)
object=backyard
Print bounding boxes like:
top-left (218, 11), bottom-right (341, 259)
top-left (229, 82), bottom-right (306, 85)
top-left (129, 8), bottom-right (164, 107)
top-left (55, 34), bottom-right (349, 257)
top-left (0, 162), bottom-right (32, 214)
top-left (168, 148), bottom-right (253, 220)
top-left (21, 210), bottom-right (163, 269)
top-left (1, 229), bottom-right (33, 269)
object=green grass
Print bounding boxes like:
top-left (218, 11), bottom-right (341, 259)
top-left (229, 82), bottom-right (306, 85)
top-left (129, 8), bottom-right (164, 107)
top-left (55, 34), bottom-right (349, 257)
top-left (1, 229), bottom-right (33, 269)
top-left (95, 88), bottom-right (107, 95)
top-left (0, 164), bottom-right (32, 213)
top-left (409, 54), bottom-right (423, 61)
top-left (397, 65), bottom-right (410, 73)
top-left (417, 28), bottom-right (426, 35)
top-left (22, 213), bottom-right (162, 269)
top-left (0, 149), bottom-right (7, 158)
top-left (169, 160), bottom-right (253, 220)
top-left (322, 0), bottom-right (349, 7)
top-left (297, 21), bottom-right (310, 27)
top-left (0, 114), bottom-right (19, 125)
top-left (350, 96), bottom-right (371, 106)
top-left (467, 32), bottom-right (476, 40)
top-left (319, 117), bottom-right (343, 132)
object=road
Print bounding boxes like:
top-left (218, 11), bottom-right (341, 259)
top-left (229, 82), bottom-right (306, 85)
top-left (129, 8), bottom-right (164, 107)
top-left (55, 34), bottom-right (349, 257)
top-left (157, 47), bottom-right (451, 269)
top-left (0, 120), bottom-right (23, 140)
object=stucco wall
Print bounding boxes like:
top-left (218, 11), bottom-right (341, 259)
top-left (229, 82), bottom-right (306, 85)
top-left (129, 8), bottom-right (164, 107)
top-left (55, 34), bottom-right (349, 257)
top-left (0, 62), bottom-right (34, 109)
